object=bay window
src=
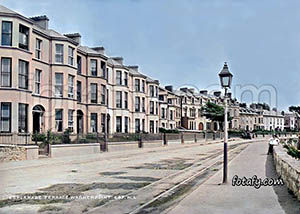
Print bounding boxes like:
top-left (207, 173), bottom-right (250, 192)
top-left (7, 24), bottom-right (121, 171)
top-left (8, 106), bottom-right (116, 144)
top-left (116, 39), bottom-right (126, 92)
top-left (55, 109), bottom-right (63, 132)
top-left (0, 103), bottom-right (11, 132)
top-left (19, 24), bottom-right (29, 50)
top-left (18, 103), bottom-right (28, 133)
top-left (55, 44), bottom-right (64, 63)
top-left (55, 73), bottom-right (63, 97)
top-left (18, 60), bottom-right (29, 89)
top-left (1, 58), bottom-right (11, 87)
top-left (1, 21), bottom-right (12, 46)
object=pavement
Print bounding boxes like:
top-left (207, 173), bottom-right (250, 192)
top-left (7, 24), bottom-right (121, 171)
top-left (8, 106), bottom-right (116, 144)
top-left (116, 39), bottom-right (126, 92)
top-left (167, 141), bottom-right (300, 214)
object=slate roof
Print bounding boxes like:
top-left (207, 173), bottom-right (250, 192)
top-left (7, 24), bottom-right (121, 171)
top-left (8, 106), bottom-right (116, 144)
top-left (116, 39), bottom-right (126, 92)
top-left (107, 58), bottom-right (123, 67)
top-left (0, 4), bottom-right (18, 15)
top-left (78, 46), bottom-right (100, 54)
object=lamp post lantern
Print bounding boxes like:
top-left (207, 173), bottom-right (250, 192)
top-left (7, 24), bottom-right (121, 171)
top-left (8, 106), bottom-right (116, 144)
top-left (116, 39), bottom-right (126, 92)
top-left (219, 62), bottom-right (233, 183)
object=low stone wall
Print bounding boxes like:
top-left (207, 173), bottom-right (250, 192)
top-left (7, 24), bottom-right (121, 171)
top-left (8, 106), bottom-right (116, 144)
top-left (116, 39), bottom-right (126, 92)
top-left (143, 140), bottom-right (163, 148)
top-left (108, 141), bottom-right (139, 152)
top-left (50, 143), bottom-right (101, 158)
top-left (24, 146), bottom-right (39, 160)
top-left (0, 145), bottom-right (26, 162)
top-left (0, 144), bottom-right (39, 162)
top-left (107, 140), bottom-right (163, 152)
top-left (273, 144), bottom-right (300, 201)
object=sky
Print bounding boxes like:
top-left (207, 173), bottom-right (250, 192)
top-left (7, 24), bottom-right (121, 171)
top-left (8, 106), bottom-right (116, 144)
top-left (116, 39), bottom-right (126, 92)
top-left (1, 0), bottom-right (300, 111)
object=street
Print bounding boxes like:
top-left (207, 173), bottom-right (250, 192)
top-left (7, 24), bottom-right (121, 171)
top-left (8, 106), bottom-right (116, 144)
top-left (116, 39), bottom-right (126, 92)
top-left (0, 139), bottom-right (252, 214)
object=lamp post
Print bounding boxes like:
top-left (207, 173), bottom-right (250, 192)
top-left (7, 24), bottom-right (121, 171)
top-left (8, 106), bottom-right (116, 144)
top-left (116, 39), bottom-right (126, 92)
top-left (219, 62), bottom-right (233, 183)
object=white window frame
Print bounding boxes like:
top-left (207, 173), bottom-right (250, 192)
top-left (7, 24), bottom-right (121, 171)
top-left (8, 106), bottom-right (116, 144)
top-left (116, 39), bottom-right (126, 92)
top-left (35, 38), bottom-right (42, 59)
top-left (116, 70), bottom-right (122, 85)
top-left (0, 102), bottom-right (11, 132)
top-left (91, 83), bottom-right (98, 103)
top-left (18, 60), bottom-right (29, 89)
top-left (124, 72), bottom-right (128, 86)
top-left (90, 113), bottom-right (97, 133)
top-left (116, 116), bottom-right (122, 133)
top-left (101, 84), bottom-right (106, 104)
top-left (116, 91), bottom-right (122, 108)
top-left (68, 110), bottom-right (74, 132)
top-left (55, 73), bottom-right (63, 97)
top-left (68, 46), bottom-right (74, 66)
top-left (1, 57), bottom-right (11, 87)
top-left (35, 69), bottom-right (41, 94)
top-left (68, 75), bottom-right (74, 98)
top-left (55, 109), bottom-right (63, 132)
top-left (90, 59), bottom-right (97, 76)
top-left (55, 44), bottom-right (64, 63)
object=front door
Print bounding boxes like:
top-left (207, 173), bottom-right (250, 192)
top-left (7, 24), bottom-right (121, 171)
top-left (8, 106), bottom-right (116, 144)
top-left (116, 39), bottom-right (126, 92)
top-left (77, 114), bottom-right (83, 133)
top-left (33, 112), bottom-right (40, 133)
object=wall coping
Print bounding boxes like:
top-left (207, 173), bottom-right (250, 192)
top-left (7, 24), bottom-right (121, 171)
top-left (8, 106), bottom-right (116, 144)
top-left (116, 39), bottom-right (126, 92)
top-left (273, 144), bottom-right (300, 201)
top-left (50, 143), bottom-right (100, 148)
top-left (22, 145), bottom-right (39, 149)
top-left (0, 144), bottom-right (18, 148)
top-left (108, 140), bottom-right (162, 145)
top-left (274, 144), bottom-right (300, 171)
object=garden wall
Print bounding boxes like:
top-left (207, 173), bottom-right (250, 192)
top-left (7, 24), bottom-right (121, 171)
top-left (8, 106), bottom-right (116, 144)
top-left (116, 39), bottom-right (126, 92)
top-left (0, 144), bottom-right (38, 162)
top-left (273, 144), bottom-right (300, 201)
top-left (50, 143), bottom-right (101, 158)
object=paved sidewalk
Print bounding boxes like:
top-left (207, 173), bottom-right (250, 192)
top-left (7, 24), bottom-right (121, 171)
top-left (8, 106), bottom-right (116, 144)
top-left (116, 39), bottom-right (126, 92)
top-left (168, 141), bottom-right (300, 214)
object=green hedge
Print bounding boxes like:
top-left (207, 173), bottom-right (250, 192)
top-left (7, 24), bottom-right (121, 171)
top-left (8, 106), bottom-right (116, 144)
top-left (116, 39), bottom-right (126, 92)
top-left (283, 144), bottom-right (300, 159)
top-left (159, 128), bottom-right (179, 133)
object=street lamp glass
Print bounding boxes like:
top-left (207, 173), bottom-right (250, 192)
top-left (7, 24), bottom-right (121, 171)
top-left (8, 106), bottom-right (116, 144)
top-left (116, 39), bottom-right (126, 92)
top-left (219, 62), bottom-right (233, 88)
top-left (220, 75), bottom-right (231, 88)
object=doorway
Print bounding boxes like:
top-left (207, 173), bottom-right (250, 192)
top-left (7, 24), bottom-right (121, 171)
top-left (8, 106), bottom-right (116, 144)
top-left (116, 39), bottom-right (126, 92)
top-left (77, 110), bottom-right (84, 134)
top-left (32, 105), bottom-right (45, 133)
top-left (198, 122), bottom-right (204, 130)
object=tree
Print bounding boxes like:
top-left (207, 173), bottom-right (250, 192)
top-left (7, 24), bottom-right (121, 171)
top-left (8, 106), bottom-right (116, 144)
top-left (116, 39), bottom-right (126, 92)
top-left (202, 102), bottom-right (225, 122)
top-left (289, 106), bottom-right (300, 114)
top-left (261, 103), bottom-right (270, 110)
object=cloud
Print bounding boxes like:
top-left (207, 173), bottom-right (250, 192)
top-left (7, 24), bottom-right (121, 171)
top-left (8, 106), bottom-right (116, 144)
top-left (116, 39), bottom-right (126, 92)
top-left (1, 0), bottom-right (299, 110)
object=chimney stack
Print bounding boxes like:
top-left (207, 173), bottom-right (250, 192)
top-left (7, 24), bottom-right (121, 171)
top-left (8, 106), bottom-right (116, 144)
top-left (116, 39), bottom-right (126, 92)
top-left (64, 33), bottom-right (81, 45)
top-left (227, 92), bottom-right (232, 99)
top-left (127, 65), bottom-right (139, 71)
top-left (180, 87), bottom-right (188, 93)
top-left (200, 90), bottom-right (208, 96)
top-left (112, 57), bottom-right (123, 65)
top-left (188, 88), bottom-right (195, 94)
top-left (165, 85), bottom-right (173, 92)
top-left (91, 47), bottom-right (105, 55)
top-left (214, 91), bottom-right (221, 97)
top-left (30, 15), bottom-right (49, 30)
